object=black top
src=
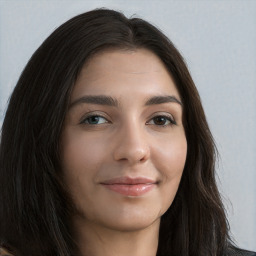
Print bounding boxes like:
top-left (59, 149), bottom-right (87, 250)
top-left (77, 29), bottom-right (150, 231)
top-left (227, 247), bottom-right (256, 256)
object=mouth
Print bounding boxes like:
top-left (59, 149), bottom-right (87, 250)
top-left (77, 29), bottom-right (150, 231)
top-left (100, 176), bottom-right (158, 197)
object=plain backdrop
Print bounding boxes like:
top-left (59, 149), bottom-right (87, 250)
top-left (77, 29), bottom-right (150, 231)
top-left (0, 0), bottom-right (255, 251)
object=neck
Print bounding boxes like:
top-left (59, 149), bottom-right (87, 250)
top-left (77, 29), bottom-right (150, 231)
top-left (73, 217), bottom-right (160, 256)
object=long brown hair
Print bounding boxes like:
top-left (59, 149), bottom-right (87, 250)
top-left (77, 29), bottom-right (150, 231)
top-left (0, 8), bottom-right (234, 256)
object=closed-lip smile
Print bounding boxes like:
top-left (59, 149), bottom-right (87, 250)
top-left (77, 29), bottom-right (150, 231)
top-left (100, 176), bottom-right (157, 196)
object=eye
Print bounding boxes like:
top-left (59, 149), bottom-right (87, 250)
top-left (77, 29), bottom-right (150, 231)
top-left (80, 115), bottom-right (108, 125)
top-left (147, 115), bottom-right (176, 126)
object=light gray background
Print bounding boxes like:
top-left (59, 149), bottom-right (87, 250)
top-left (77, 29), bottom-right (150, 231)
top-left (0, 0), bottom-right (255, 251)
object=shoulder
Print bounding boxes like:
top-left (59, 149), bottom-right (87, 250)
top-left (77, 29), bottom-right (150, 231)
top-left (240, 252), bottom-right (256, 256)
top-left (0, 247), bottom-right (14, 256)
top-left (226, 246), bottom-right (256, 256)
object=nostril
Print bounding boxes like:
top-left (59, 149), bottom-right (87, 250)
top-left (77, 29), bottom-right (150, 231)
top-left (113, 147), bottom-right (150, 164)
top-left (139, 156), bottom-right (147, 162)
top-left (112, 131), bottom-right (150, 164)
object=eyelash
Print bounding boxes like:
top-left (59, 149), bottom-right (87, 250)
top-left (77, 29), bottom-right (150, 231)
top-left (80, 114), bottom-right (109, 125)
top-left (80, 113), bottom-right (176, 126)
top-left (147, 114), bottom-right (176, 126)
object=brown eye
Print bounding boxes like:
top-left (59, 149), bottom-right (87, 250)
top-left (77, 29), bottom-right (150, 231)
top-left (147, 115), bottom-right (176, 126)
top-left (153, 116), bottom-right (170, 125)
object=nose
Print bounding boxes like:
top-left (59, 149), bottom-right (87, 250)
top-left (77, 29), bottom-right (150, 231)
top-left (113, 123), bottom-right (150, 165)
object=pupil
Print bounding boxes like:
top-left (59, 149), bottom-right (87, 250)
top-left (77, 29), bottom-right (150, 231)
top-left (89, 116), bottom-right (99, 124)
top-left (154, 116), bottom-right (166, 125)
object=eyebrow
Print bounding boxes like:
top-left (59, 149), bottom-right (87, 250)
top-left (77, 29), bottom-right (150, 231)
top-left (145, 95), bottom-right (182, 106)
top-left (69, 95), bottom-right (119, 109)
top-left (69, 94), bottom-right (182, 109)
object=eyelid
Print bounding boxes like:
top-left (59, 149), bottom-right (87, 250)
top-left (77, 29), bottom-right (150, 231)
top-left (79, 111), bottom-right (110, 124)
top-left (78, 111), bottom-right (176, 126)
top-left (147, 112), bottom-right (176, 125)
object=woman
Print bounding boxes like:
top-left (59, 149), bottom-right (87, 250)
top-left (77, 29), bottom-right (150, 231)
top-left (0, 8), bottom-right (255, 256)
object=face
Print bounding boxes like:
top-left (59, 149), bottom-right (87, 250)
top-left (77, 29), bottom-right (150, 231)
top-left (60, 49), bottom-right (187, 232)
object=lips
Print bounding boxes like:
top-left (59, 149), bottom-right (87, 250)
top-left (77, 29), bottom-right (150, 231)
top-left (100, 177), bottom-right (157, 196)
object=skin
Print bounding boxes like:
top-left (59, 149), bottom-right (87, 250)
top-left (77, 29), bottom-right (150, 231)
top-left (60, 48), bottom-right (187, 256)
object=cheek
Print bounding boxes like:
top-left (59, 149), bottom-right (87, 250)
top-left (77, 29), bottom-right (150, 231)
top-left (60, 128), bottom-right (110, 202)
top-left (61, 129), bottom-right (107, 175)
top-left (151, 131), bottom-right (187, 212)
top-left (153, 131), bottom-right (187, 177)
top-left (60, 129), bottom-right (112, 217)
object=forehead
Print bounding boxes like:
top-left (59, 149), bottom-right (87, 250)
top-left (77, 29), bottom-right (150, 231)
top-left (71, 48), bottom-right (181, 102)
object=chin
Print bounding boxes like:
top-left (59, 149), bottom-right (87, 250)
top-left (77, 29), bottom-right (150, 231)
top-left (72, 187), bottom-right (175, 232)
top-left (85, 202), bottom-right (164, 232)
top-left (99, 213), bottom-right (161, 232)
